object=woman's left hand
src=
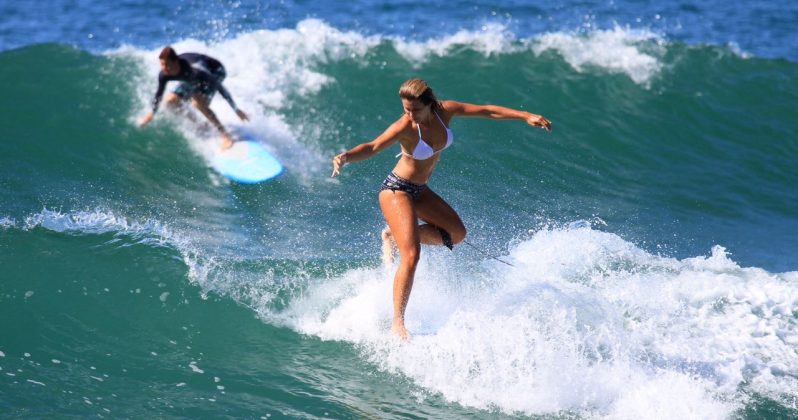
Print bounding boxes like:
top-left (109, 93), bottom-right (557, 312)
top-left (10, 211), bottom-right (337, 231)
top-left (526, 114), bottom-right (552, 131)
top-left (331, 153), bottom-right (347, 177)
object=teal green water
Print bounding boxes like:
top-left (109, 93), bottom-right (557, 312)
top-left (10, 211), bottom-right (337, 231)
top-left (0, 231), bottom-right (478, 418)
top-left (1, 35), bottom-right (797, 418)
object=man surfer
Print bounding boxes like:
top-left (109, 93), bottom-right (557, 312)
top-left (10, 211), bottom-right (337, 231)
top-left (138, 46), bottom-right (249, 149)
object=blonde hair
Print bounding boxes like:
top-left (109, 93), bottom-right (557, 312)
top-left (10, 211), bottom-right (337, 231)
top-left (399, 79), bottom-right (442, 112)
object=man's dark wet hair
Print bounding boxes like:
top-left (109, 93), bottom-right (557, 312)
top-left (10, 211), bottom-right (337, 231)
top-left (159, 46), bottom-right (178, 61)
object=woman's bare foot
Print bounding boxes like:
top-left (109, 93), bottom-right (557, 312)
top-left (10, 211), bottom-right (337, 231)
top-left (381, 227), bottom-right (396, 266)
top-left (391, 319), bottom-right (410, 340)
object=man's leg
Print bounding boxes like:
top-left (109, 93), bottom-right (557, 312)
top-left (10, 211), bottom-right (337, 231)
top-left (191, 94), bottom-right (234, 149)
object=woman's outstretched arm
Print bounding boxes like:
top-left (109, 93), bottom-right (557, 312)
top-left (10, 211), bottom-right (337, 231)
top-left (443, 100), bottom-right (552, 131)
top-left (332, 117), bottom-right (409, 177)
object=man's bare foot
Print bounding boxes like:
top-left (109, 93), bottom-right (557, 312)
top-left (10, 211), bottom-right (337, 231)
top-left (391, 320), bottom-right (410, 340)
top-left (381, 227), bottom-right (396, 266)
top-left (220, 133), bottom-right (234, 150)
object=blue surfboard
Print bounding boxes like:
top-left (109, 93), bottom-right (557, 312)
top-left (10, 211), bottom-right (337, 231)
top-left (212, 138), bottom-right (283, 184)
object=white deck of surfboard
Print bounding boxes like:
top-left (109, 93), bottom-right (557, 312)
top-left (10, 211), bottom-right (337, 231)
top-left (211, 127), bottom-right (283, 184)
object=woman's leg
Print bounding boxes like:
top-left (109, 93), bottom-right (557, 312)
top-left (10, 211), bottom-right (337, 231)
top-left (378, 189), bottom-right (420, 339)
top-left (414, 187), bottom-right (467, 246)
top-left (381, 227), bottom-right (396, 265)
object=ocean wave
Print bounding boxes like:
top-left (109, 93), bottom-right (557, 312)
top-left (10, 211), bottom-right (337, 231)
top-left (110, 19), bottom-right (377, 115)
top-left (101, 18), bottom-right (759, 187)
top-left (275, 223), bottom-right (798, 417)
top-left (390, 22), bottom-right (667, 85)
top-left (12, 208), bottom-right (222, 292)
top-left (111, 19), bottom-right (676, 112)
top-left (109, 19), bottom-right (369, 182)
top-left (531, 26), bottom-right (665, 85)
top-left (7, 208), bottom-right (301, 306)
top-left (22, 208), bottom-right (175, 244)
top-left (389, 22), bottom-right (524, 63)
top-left (7, 207), bottom-right (798, 417)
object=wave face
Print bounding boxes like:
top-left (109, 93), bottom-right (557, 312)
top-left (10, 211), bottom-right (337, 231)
top-left (1, 6), bottom-right (797, 419)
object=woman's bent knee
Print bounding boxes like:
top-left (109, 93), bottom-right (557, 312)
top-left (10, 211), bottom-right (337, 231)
top-left (446, 223), bottom-right (466, 245)
top-left (398, 245), bottom-right (421, 265)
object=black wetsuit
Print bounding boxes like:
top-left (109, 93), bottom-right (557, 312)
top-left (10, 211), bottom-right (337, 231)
top-left (151, 53), bottom-right (238, 113)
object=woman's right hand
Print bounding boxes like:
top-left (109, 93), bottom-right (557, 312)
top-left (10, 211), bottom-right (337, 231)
top-left (331, 153), bottom-right (347, 177)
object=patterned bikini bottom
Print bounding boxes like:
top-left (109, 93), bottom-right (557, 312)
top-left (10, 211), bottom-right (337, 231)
top-left (379, 172), bottom-right (427, 201)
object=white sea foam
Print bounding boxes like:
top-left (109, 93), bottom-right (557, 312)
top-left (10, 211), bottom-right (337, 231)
top-left (189, 361), bottom-right (205, 374)
top-left (22, 208), bottom-right (175, 247)
top-left (388, 22), bottom-right (664, 85)
top-left (391, 22), bottom-right (522, 64)
top-left (111, 19), bottom-right (383, 183)
top-left (278, 224), bottom-right (798, 418)
top-left (532, 26), bottom-right (664, 85)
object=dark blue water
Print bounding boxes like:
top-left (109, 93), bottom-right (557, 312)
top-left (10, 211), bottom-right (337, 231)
top-left (3, 0), bottom-right (797, 61)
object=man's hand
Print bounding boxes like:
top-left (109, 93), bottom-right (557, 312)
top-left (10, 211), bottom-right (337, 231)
top-left (236, 109), bottom-right (249, 122)
top-left (138, 112), bottom-right (154, 127)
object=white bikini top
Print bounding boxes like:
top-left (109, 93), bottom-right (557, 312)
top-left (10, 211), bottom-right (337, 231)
top-left (397, 111), bottom-right (453, 160)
